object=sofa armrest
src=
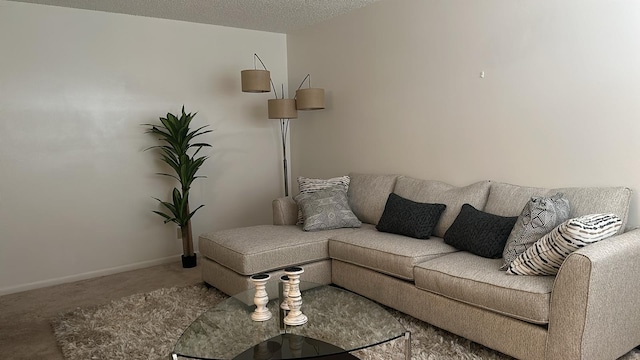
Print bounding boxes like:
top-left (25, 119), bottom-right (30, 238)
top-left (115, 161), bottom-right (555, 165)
top-left (272, 197), bottom-right (298, 225)
top-left (547, 228), bottom-right (640, 359)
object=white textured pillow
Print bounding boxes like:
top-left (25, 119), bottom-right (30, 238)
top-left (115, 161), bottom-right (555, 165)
top-left (507, 213), bottom-right (622, 276)
top-left (296, 176), bottom-right (350, 224)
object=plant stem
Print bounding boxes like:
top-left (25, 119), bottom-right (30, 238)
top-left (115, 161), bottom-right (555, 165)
top-left (181, 202), bottom-right (194, 256)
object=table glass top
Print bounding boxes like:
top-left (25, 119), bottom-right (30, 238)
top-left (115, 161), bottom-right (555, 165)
top-left (172, 282), bottom-right (406, 359)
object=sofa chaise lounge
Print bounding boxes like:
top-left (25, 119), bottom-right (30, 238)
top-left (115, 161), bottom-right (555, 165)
top-left (199, 173), bottom-right (640, 360)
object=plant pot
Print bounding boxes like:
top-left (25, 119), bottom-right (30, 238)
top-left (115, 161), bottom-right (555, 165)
top-left (182, 253), bottom-right (197, 268)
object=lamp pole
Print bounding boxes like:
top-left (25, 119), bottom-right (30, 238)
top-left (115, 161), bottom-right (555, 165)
top-left (280, 119), bottom-right (289, 196)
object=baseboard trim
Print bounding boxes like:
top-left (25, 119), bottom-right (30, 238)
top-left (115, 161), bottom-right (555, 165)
top-left (0, 254), bottom-right (183, 296)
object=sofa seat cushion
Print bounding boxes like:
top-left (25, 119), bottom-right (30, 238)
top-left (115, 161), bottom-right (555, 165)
top-left (414, 252), bottom-right (554, 324)
top-left (199, 225), bottom-right (360, 276)
top-left (329, 226), bottom-right (459, 280)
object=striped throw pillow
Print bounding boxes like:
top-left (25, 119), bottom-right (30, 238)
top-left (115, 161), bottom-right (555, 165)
top-left (507, 213), bottom-right (622, 276)
top-left (296, 176), bottom-right (350, 224)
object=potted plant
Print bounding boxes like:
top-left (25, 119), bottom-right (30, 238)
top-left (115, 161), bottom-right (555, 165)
top-left (145, 106), bottom-right (211, 268)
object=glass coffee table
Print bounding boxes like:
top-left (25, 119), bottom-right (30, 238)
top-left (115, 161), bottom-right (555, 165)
top-left (171, 281), bottom-right (410, 359)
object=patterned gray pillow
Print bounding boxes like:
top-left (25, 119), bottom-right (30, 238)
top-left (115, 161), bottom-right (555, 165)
top-left (501, 193), bottom-right (570, 270)
top-left (296, 175), bottom-right (350, 224)
top-left (294, 188), bottom-right (362, 232)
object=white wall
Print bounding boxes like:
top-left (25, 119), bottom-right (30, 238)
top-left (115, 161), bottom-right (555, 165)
top-left (287, 0), bottom-right (640, 229)
top-left (0, 1), bottom-right (288, 295)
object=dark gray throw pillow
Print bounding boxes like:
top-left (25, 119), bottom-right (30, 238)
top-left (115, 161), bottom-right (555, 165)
top-left (376, 193), bottom-right (446, 239)
top-left (501, 192), bottom-right (570, 270)
top-left (294, 188), bottom-right (362, 231)
top-left (444, 204), bottom-right (518, 259)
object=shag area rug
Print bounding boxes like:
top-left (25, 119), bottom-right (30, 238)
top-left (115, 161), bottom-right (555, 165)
top-left (52, 284), bottom-right (640, 360)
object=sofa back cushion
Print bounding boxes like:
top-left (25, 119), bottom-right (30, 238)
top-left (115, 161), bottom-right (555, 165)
top-left (485, 182), bottom-right (632, 233)
top-left (347, 173), bottom-right (399, 225)
top-left (483, 183), bottom-right (547, 217)
top-left (393, 176), bottom-right (491, 238)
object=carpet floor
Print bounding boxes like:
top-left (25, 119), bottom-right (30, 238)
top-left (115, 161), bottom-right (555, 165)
top-left (0, 261), bottom-right (202, 360)
top-left (51, 283), bottom-right (640, 360)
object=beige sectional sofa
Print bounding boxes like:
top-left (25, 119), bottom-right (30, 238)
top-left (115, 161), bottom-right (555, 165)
top-left (199, 173), bottom-right (640, 360)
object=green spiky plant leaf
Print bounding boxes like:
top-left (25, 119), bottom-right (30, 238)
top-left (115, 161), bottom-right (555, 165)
top-left (152, 189), bottom-right (204, 225)
top-left (145, 106), bottom-right (211, 257)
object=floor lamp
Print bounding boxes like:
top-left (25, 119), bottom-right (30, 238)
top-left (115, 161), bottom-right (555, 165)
top-left (241, 54), bottom-right (325, 197)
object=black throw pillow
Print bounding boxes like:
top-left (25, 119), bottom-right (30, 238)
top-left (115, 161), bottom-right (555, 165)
top-left (376, 193), bottom-right (446, 239)
top-left (444, 204), bottom-right (518, 258)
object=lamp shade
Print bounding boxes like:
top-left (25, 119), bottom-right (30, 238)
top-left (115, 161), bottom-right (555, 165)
top-left (268, 99), bottom-right (298, 119)
top-left (241, 69), bottom-right (271, 93)
top-left (296, 88), bottom-right (325, 110)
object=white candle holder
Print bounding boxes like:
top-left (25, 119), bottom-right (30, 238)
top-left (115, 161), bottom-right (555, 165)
top-left (280, 275), bottom-right (290, 311)
top-left (250, 273), bottom-right (272, 322)
top-left (284, 266), bottom-right (307, 326)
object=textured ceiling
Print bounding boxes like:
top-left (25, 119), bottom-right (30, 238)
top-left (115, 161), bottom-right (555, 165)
top-left (8, 0), bottom-right (382, 33)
